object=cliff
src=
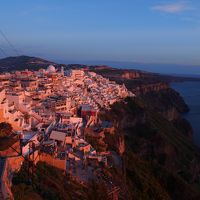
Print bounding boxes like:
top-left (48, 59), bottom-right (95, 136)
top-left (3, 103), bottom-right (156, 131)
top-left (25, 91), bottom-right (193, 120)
top-left (131, 82), bottom-right (169, 95)
top-left (90, 67), bottom-right (200, 199)
top-left (93, 67), bottom-right (191, 122)
top-left (93, 67), bottom-right (198, 199)
top-left (91, 67), bottom-right (200, 85)
top-left (100, 97), bottom-right (200, 200)
top-left (1, 57), bottom-right (199, 199)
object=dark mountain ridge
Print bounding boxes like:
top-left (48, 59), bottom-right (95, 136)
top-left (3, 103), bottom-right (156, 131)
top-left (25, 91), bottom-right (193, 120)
top-left (1, 56), bottom-right (200, 83)
top-left (0, 55), bottom-right (55, 72)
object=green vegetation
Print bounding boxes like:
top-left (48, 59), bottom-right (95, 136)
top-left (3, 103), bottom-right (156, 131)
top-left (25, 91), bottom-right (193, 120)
top-left (0, 122), bottom-right (13, 137)
top-left (12, 162), bottom-right (109, 200)
top-left (101, 97), bottom-right (200, 200)
top-left (12, 184), bottom-right (43, 200)
top-left (0, 136), bottom-right (17, 151)
top-left (140, 88), bottom-right (189, 113)
top-left (85, 134), bottom-right (107, 152)
top-left (0, 122), bottom-right (17, 151)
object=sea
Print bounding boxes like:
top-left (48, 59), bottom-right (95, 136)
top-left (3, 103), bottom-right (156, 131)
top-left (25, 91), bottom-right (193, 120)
top-left (171, 82), bottom-right (200, 146)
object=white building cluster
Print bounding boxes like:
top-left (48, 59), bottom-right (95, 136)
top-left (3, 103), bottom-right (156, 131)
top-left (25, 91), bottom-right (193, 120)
top-left (0, 65), bottom-right (135, 181)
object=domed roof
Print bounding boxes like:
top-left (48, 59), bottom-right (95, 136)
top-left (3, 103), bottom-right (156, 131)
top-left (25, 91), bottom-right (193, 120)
top-left (47, 65), bottom-right (56, 73)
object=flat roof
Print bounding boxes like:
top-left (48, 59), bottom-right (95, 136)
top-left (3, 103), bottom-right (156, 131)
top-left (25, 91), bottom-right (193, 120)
top-left (50, 130), bottom-right (66, 142)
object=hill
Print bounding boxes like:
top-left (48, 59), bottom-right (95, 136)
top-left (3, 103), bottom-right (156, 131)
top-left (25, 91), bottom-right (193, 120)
top-left (1, 56), bottom-right (200, 84)
top-left (0, 56), bottom-right (56, 72)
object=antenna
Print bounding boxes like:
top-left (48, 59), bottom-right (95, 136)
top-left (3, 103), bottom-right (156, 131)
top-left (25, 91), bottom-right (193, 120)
top-left (0, 29), bottom-right (20, 56)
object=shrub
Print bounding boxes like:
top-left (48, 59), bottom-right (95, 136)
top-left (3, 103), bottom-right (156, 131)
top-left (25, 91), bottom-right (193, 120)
top-left (0, 122), bottom-right (13, 137)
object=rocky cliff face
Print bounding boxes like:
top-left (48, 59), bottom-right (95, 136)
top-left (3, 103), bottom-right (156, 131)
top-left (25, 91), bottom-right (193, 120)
top-left (92, 68), bottom-right (189, 116)
top-left (121, 71), bottom-right (141, 79)
top-left (140, 88), bottom-right (189, 116)
top-left (131, 82), bottom-right (169, 95)
top-left (101, 97), bottom-right (200, 200)
top-left (139, 87), bottom-right (193, 139)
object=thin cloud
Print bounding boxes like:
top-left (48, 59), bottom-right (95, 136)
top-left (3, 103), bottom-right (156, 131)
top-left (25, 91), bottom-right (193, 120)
top-left (151, 2), bottom-right (192, 14)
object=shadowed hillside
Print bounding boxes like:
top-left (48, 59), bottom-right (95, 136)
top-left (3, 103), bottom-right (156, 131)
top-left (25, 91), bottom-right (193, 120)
top-left (0, 56), bottom-right (56, 72)
top-left (100, 97), bottom-right (200, 200)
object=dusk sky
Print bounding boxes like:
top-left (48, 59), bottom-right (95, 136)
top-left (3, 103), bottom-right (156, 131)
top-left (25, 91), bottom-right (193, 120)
top-left (0, 0), bottom-right (200, 66)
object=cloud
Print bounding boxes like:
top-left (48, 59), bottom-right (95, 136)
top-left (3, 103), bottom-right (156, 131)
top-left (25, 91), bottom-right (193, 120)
top-left (151, 2), bottom-right (192, 13)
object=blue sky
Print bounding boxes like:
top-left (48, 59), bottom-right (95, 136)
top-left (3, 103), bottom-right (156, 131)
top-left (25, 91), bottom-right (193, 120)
top-left (0, 0), bottom-right (200, 66)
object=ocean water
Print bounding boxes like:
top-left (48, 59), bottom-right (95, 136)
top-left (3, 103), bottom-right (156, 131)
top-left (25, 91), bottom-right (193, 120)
top-left (171, 82), bottom-right (200, 146)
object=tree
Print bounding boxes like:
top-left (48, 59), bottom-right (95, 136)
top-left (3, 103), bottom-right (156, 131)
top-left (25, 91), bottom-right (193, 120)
top-left (0, 122), bottom-right (13, 137)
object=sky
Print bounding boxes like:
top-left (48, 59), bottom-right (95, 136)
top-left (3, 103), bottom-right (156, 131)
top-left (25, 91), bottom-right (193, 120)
top-left (0, 0), bottom-right (200, 69)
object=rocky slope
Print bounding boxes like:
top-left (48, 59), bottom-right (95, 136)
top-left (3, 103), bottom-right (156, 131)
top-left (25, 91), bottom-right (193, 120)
top-left (93, 67), bottom-right (200, 199)
top-left (100, 97), bottom-right (200, 200)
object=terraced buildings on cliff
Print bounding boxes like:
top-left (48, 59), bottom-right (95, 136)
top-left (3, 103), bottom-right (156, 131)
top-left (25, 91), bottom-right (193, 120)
top-left (0, 65), bottom-right (134, 199)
